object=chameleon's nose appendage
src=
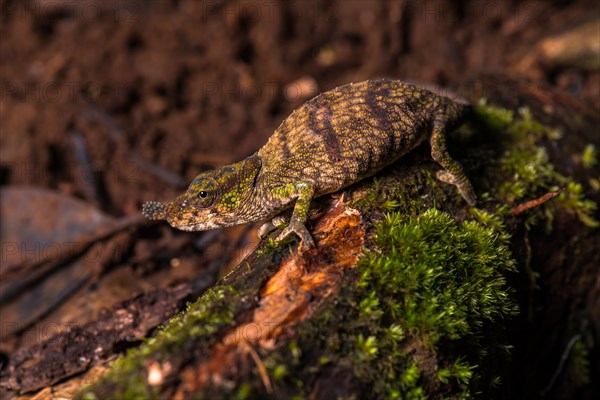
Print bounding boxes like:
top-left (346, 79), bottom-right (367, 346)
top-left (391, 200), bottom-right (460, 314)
top-left (142, 201), bottom-right (167, 220)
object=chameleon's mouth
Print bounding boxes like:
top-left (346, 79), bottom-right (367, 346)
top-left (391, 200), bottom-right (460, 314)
top-left (142, 198), bottom-right (218, 230)
top-left (142, 201), bottom-right (167, 220)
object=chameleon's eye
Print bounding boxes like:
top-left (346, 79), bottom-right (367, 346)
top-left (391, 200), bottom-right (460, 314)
top-left (188, 177), bottom-right (219, 208)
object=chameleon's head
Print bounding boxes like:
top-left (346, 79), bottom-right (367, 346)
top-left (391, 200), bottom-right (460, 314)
top-left (142, 155), bottom-right (262, 231)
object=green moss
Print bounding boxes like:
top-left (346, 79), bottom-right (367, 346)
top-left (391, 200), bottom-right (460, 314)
top-left (557, 182), bottom-right (599, 228)
top-left (233, 383), bottom-right (253, 400)
top-left (465, 101), bottom-right (598, 230)
top-left (347, 208), bottom-right (517, 397)
top-left (351, 169), bottom-right (439, 215)
top-left (568, 340), bottom-right (591, 387)
top-left (582, 144), bottom-right (597, 168)
top-left (472, 102), bottom-right (558, 206)
top-left (255, 237), bottom-right (278, 255)
top-left (360, 209), bottom-right (516, 341)
top-left (78, 286), bottom-right (238, 399)
top-left (398, 363), bottom-right (425, 399)
top-left (255, 234), bottom-right (296, 255)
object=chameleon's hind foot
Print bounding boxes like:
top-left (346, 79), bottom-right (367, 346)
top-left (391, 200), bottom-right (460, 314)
top-left (436, 170), bottom-right (477, 206)
top-left (430, 120), bottom-right (477, 207)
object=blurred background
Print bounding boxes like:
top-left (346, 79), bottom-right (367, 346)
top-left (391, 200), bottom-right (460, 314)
top-left (1, 0), bottom-right (598, 206)
top-left (0, 0), bottom-right (598, 398)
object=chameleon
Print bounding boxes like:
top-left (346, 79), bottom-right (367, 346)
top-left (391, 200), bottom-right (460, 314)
top-left (142, 79), bottom-right (476, 248)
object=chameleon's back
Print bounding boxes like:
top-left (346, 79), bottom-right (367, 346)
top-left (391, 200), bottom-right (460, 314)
top-left (257, 79), bottom-right (467, 197)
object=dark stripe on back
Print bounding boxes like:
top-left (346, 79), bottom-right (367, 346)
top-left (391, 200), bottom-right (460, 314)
top-left (365, 84), bottom-right (391, 132)
top-left (308, 103), bottom-right (343, 163)
top-left (281, 139), bottom-right (292, 159)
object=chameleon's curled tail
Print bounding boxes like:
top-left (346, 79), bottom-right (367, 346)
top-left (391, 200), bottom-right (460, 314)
top-left (142, 201), bottom-right (167, 220)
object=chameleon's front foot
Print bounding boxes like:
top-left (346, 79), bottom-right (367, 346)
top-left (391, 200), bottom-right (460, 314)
top-left (276, 221), bottom-right (315, 248)
top-left (271, 181), bottom-right (316, 248)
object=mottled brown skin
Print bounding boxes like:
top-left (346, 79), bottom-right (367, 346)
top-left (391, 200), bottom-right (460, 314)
top-left (143, 79), bottom-right (476, 248)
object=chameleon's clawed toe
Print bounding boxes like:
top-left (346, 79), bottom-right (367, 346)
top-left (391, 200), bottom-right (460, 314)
top-left (276, 222), bottom-right (315, 249)
top-left (258, 221), bottom-right (276, 239)
top-left (458, 185), bottom-right (477, 206)
top-left (436, 170), bottom-right (477, 206)
top-left (436, 170), bottom-right (458, 185)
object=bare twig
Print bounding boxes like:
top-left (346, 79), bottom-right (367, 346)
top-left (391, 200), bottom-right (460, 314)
top-left (242, 340), bottom-right (273, 394)
top-left (511, 188), bottom-right (564, 216)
